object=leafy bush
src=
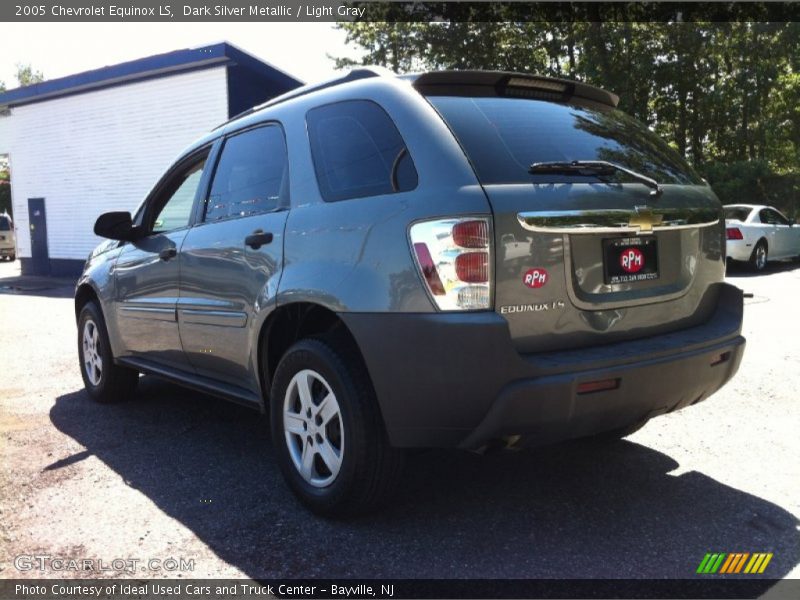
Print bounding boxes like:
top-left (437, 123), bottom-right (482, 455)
top-left (702, 161), bottom-right (799, 218)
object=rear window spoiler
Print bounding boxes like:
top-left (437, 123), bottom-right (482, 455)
top-left (408, 71), bottom-right (619, 108)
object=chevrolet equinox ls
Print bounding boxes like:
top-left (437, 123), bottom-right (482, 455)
top-left (76, 70), bottom-right (745, 515)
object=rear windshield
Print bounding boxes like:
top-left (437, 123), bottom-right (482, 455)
top-left (724, 207), bottom-right (752, 222)
top-left (427, 96), bottom-right (703, 185)
top-left (0, 216), bottom-right (10, 231)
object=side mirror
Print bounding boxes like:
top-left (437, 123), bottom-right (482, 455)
top-left (94, 211), bottom-right (139, 241)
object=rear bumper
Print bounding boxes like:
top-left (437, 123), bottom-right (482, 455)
top-left (726, 239), bottom-right (753, 261)
top-left (341, 283), bottom-right (745, 449)
top-left (457, 332), bottom-right (744, 449)
top-left (0, 247), bottom-right (14, 256)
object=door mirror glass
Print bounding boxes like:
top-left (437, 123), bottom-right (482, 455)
top-left (94, 211), bottom-right (139, 241)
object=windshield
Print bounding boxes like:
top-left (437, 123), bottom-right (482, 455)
top-left (0, 216), bottom-right (10, 231)
top-left (427, 96), bottom-right (704, 186)
top-left (724, 207), bottom-right (752, 222)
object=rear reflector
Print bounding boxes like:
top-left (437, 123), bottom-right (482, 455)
top-left (710, 351), bottom-right (731, 366)
top-left (726, 227), bottom-right (744, 240)
top-left (412, 243), bottom-right (445, 295)
top-left (577, 378), bottom-right (620, 395)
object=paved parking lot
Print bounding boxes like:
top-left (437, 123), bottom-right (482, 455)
top-left (0, 258), bottom-right (798, 583)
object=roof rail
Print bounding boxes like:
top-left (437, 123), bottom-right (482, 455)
top-left (217, 68), bottom-right (619, 131)
top-left (218, 66), bottom-right (393, 129)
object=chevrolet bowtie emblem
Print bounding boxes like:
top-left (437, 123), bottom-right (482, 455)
top-left (628, 206), bottom-right (663, 232)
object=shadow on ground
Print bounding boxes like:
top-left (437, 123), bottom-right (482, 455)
top-left (0, 272), bottom-right (76, 298)
top-left (50, 379), bottom-right (799, 581)
top-left (725, 259), bottom-right (800, 278)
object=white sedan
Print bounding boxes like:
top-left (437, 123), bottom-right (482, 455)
top-left (724, 204), bottom-right (800, 270)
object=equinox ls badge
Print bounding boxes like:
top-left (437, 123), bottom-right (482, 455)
top-left (500, 301), bottom-right (566, 314)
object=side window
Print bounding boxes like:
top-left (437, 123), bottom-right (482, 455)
top-left (204, 125), bottom-right (288, 223)
top-left (151, 158), bottom-right (206, 234)
top-left (759, 209), bottom-right (778, 225)
top-left (306, 100), bottom-right (418, 202)
top-left (770, 210), bottom-right (789, 226)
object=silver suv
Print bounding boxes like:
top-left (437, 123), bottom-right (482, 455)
top-left (76, 70), bottom-right (745, 515)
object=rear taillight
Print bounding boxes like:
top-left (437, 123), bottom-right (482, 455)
top-left (409, 217), bottom-right (492, 311)
top-left (452, 220), bottom-right (489, 248)
top-left (726, 227), bottom-right (744, 240)
top-left (454, 252), bottom-right (489, 283)
top-left (412, 242), bottom-right (446, 295)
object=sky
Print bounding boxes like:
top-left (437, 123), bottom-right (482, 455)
top-left (0, 22), bottom-right (360, 89)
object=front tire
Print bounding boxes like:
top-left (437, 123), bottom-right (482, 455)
top-left (78, 302), bottom-right (138, 403)
top-left (270, 337), bottom-right (403, 516)
top-left (749, 240), bottom-right (768, 271)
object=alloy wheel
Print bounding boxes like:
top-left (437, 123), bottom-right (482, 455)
top-left (82, 319), bottom-right (103, 386)
top-left (756, 244), bottom-right (767, 270)
top-left (283, 369), bottom-right (344, 488)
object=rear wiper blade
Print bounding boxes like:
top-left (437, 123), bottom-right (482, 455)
top-left (528, 160), bottom-right (662, 196)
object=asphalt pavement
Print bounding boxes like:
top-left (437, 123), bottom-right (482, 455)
top-left (0, 258), bottom-right (798, 585)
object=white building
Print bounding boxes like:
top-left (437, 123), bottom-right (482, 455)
top-left (0, 43), bottom-right (301, 275)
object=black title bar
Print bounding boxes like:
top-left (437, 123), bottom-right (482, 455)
top-left (2, 2), bottom-right (800, 23)
top-left (2, 578), bottom-right (798, 599)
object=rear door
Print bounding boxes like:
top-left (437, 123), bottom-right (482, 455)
top-left (178, 123), bottom-right (289, 392)
top-left (426, 92), bottom-right (724, 353)
top-left (762, 208), bottom-right (793, 258)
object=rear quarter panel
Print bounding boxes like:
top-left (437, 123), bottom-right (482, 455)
top-left (271, 78), bottom-right (493, 313)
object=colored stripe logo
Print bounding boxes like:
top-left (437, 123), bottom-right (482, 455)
top-left (697, 552), bottom-right (773, 574)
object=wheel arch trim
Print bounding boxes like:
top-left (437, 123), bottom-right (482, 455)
top-left (255, 302), bottom-right (367, 411)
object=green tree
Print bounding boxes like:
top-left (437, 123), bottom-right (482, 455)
top-left (0, 167), bottom-right (11, 216)
top-left (332, 18), bottom-right (799, 216)
top-left (0, 65), bottom-right (44, 218)
top-left (15, 63), bottom-right (44, 86)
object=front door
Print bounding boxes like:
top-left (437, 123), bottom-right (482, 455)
top-left (27, 198), bottom-right (49, 275)
top-left (767, 208), bottom-right (794, 259)
top-left (114, 149), bottom-right (210, 371)
top-left (179, 124), bottom-right (289, 392)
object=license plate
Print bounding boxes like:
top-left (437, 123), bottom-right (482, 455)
top-left (603, 237), bottom-right (659, 284)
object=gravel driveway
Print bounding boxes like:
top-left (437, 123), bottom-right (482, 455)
top-left (1, 258), bottom-right (798, 584)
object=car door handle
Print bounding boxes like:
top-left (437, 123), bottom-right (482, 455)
top-left (245, 230), bottom-right (274, 250)
top-left (159, 247), bottom-right (177, 261)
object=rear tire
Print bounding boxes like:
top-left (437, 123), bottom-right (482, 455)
top-left (78, 301), bottom-right (138, 403)
top-left (270, 336), bottom-right (403, 517)
top-left (749, 240), bottom-right (768, 271)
